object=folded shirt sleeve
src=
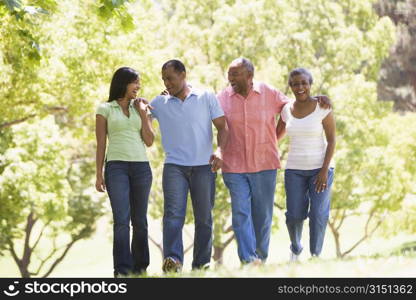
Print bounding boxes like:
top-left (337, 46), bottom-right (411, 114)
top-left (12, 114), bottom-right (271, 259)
top-left (96, 103), bottom-right (109, 119)
top-left (209, 92), bottom-right (225, 120)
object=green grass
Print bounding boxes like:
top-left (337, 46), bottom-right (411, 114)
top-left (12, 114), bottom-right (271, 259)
top-left (129, 252), bottom-right (416, 278)
top-left (1, 214), bottom-right (415, 278)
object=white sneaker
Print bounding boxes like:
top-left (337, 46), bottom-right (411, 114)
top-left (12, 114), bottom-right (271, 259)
top-left (289, 251), bottom-right (300, 263)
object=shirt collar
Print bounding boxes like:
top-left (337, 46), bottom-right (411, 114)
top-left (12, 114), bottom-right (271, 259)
top-left (168, 89), bottom-right (198, 101)
top-left (109, 100), bottom-right (134, 107)
top-left (252, 81), bottom-right (262, 94)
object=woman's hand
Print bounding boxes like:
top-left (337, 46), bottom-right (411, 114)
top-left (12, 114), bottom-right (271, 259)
top-left (96, 176), bottom-right (106, 192)
top-left (134, 98), bottom-right (153, 117)
top-left (314, 169), bottom-right (328, 193)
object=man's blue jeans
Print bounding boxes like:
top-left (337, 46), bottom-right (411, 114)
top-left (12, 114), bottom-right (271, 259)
top-left (222, 169), bottom-right (277, 263)
top-left (284, 167), bottom-right (334, 256)
top-left (162, 163), bottom-right (215, 269)
top-left (105, 161), bottom-right (152, 276)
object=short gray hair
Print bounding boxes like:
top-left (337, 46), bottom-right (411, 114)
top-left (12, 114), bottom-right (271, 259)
top-left (231, 57), bottom-right (254, 75)
top-left (288, 68), bottom-right (313, 85)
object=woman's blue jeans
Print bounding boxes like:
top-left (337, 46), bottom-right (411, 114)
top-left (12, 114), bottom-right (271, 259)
top-left (105, 161), bottom-right (152, 276)
top-left (284, 167), bottom-right (334, 256)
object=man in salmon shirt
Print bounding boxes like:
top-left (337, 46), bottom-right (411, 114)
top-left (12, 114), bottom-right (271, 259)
top-left (217, 57), bottom-right (330, 264)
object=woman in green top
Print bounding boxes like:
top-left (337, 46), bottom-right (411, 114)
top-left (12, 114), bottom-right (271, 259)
top-left (95, 67), bottom-right (154, 277)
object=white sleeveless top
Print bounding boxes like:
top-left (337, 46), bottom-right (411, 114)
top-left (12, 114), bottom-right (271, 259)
top-left (280, 101), bottom-right (332, 170)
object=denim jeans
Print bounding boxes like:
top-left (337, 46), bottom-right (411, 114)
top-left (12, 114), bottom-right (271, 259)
top-left (284, 167), bottom-right (334, 256)
top-left (222, 169), bottom-right (277, 263)
top-left (162, 163), bottom-right (215, 269)
top-left (105, 161), bottom-right (152, 276)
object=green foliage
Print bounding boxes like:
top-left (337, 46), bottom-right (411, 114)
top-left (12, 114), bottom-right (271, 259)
top-left (0, 0), bottom-right (145, 130)
top-left (383, 195), bottom-right (416, 237)
top-left (1, 0), bottom-right (415, 271)
top-left (324, 74), bottom-right (416, 256)
top-left (97, 0), bottom-right (135, 31)
top-left (1, 0), bottom-right (22, 12)
top-left (0, 0), bottom-right (56, 67)
top-left (0, 0), bottom-right (159, 274)
top-left (0, 117), bottom-right (105, 274)
top-left (0, 118), bottom-right (80, 217)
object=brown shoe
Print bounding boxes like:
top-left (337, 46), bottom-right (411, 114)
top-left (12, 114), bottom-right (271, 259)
top-left (162, 257), bottom-right (182, 273)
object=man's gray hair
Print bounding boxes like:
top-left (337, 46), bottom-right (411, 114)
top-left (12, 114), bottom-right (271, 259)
top-left (231, 57), bottom-right (254, 75)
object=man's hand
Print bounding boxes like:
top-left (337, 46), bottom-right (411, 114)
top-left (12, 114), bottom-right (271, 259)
top-left (314, 95), bottom-right (332, 109)
top-left (209, 152), bottom-right (223, 172)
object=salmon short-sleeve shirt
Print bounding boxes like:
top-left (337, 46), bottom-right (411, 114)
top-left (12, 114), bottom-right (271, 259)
top-left (217, 82), bottom-right (290, 173)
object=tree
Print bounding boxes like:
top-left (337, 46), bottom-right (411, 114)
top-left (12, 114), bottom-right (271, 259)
top-left (0, 117), bottom-right (105, 277)
top-left (0, 0), bottom-right (160, 277)
top-left (327, 76), bottom-right (412, 257)
top-left (0, 0), bottom-right (138, 130)
top-left (379, 113), bottom-right (416, 241)
top-left (0, 0), bottom-right (57, 129)
top-left (375, 0), bottom-right (416, 112)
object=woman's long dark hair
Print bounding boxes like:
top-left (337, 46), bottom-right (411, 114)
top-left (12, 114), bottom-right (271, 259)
top-left (108, 67), bottom-right (139, 102)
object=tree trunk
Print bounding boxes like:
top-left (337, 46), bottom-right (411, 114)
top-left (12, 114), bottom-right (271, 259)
top-left (20, 265), bottom-right (31, 278)
top-left (328, 221), bottom-right (342, 258)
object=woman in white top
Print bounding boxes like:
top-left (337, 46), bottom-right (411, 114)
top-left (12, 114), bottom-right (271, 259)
top-left (276, 68), bottom-right (336, 261)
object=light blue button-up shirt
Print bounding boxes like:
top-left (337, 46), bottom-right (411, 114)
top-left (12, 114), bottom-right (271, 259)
top-left (151, 89), bottom-right (224, 166)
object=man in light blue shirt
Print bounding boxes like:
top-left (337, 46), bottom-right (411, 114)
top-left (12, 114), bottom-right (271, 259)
top-left (151, 59), bottom-right (228, 272)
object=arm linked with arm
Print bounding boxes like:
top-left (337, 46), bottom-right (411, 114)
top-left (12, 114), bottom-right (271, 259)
top-left (134, 98), bottom-right (155, 147)
top-left (213, 116), bottom-right (229, 153)
top-left (274, 87), bottom-right (289, 141)
top-left (211, 116), bottom-right (229, 171)
top-left (139, 113), bottom-right (154, 147)
top-left (276, 116), bottom-right (286, 141)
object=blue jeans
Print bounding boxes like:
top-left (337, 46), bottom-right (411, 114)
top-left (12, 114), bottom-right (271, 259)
top-left (105, 161), bottom-right (152, 276)
top-left (162, 163), bottom-right (215, 269)
top-left (284, 167), bottom-right (334, 256)
top-left (222, 169), bottom-right (277, 263)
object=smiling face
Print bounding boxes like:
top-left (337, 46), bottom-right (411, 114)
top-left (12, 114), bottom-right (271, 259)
top-left (289, 74), bottom-right (312, 102)
top-left (227, 62), bottom-right (253, 96)
top-left (125, 78), bottom-right (140, 99)
top-left (162, 66), bottom-right (186, 97)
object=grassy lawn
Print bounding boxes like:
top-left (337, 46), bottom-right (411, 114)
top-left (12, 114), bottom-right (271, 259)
top-left (156, 254), bottom-right (416, 278)
top-left (1, 214), bottom-right (415, 278)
